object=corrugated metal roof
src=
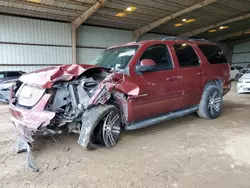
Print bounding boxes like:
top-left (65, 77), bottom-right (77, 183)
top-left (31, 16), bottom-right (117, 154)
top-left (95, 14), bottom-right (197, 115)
top-left (1, 0), bottom-right (250, 42)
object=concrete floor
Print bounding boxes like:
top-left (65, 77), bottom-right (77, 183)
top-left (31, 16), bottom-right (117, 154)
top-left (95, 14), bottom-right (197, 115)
top-left (1, 82), bottom-right (250, 188)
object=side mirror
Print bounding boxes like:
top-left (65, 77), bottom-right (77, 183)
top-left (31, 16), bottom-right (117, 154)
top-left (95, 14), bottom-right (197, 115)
top-left (136, 59), bottom-right (156, 73)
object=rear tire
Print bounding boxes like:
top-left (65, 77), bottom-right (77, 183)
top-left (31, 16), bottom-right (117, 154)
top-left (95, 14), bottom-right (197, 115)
top-left (197, 85), bottom-right (223, 119)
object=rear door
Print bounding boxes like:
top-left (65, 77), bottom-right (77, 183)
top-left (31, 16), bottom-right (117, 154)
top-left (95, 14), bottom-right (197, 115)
top-left (172, 43), bottom-right (203, 109)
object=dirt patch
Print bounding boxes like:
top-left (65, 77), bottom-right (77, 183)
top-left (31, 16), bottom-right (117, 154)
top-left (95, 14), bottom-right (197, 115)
top-left (225, 135), bottom-right (250, 165)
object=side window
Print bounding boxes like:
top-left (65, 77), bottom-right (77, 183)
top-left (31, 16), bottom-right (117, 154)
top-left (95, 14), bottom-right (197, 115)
top-left (140, 44), bottom-right (173, 71)
top-left (231, 67), bottom-right (234, 71)
top-left (174, 44), bottom-right (200, 67)
top-left (198, 44), bottom-right (228, 64)
top-left (6, 72), bottom-right (21, 77)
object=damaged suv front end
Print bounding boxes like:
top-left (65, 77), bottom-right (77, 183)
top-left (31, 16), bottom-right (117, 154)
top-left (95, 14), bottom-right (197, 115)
top-left (10, 45), bottom-right (139, 171)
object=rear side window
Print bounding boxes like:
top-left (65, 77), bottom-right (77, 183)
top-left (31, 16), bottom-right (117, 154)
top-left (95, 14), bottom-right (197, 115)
top-left (198, 45), bottom-right (228, 64)
top-left (174, 44), bottom-right (200, 67)
top-left (6, 72), bottom-right (21, 77)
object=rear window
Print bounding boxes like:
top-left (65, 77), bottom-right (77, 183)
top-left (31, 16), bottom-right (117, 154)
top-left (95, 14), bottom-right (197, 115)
top-left (6, 72), bottom-right (21, 77)
top-left (198, 45), bottom-right (228, 64)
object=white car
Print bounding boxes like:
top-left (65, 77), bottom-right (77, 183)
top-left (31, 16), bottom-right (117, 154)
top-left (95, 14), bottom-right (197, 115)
top-left (237, 70), bottom-right (250, 93)
top-left (230, 66), bottom-right (240, 80)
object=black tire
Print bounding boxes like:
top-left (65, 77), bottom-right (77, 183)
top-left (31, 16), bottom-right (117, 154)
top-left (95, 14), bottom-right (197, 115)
top-left (197, 85), bottom-right (223, 119)
top-left (235, 74), bottom-right (241, 81)
top-left (78, 105), bottom-right (121, 150)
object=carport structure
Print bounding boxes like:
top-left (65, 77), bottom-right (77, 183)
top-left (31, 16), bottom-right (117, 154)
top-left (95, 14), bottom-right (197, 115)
top-left (1, 0), bottom-right (250, 65)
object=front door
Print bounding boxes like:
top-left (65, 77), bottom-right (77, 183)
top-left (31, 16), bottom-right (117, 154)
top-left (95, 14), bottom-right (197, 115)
top-left (130, 44), bottom-right (181, 122)
top-left (172, 43), bottom-right (202, 109)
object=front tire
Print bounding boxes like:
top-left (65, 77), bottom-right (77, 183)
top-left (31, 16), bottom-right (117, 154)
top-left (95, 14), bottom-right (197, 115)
top-left (78, 105), bottom-right (121, 150)
top-left (197, 86), bottom-right (223, 119)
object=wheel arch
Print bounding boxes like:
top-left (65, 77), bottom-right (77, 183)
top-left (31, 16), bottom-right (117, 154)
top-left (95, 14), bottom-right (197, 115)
top-left (202, 79), bottom-right (223, 94)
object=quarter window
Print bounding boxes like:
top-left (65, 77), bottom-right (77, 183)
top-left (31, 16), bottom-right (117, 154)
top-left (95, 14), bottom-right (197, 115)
top-left (174, 44), bottom-right (200, 67)
top-left (140, 44), bottom-right (173, 71)
top-left (198, 44), bottom-right (228, 64)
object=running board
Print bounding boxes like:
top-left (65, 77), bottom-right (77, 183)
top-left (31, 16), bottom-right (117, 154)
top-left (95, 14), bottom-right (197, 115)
top-left (125, 105), bottom-right (199, 130)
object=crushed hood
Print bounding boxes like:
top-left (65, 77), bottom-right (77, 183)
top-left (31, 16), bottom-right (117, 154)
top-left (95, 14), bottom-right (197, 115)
top-left (20, 64), bottom-right (106, 88)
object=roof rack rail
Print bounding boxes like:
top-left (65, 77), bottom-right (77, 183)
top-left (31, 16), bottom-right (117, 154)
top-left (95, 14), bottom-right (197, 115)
top-left (162, 36), bottom-right (209, 42)
top-left (189, 38), bottom-right (209, 42)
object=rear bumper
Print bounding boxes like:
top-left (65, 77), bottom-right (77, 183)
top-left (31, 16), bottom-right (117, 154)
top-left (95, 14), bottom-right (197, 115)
top-left (9, 94), bottom-right (55, 142)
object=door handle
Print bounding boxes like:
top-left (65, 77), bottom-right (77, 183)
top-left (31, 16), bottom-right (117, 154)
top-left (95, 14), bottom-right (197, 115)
top-left (176, 76), bottom-right (183, 80)
top-left (166, 77), bottom-right (174, 81)
top-left (198, 72), bottom-right (207, 76)
top-left (166, 76), bottom-right (182, 81)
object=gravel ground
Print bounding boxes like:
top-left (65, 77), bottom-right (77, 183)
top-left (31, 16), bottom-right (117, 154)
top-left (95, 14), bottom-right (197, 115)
top-left (1, 82), bottom-right (250, 188)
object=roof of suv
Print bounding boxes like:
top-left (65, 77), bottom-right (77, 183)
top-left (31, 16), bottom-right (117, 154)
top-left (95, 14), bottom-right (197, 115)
top-left (108, 38), bottom-right (217, 49)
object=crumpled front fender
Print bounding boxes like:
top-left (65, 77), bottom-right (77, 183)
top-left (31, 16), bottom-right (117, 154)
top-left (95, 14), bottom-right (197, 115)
top-left (77, 105), bottom-right (104, 149)
top-left (78, 105), bottom-right (114, 149)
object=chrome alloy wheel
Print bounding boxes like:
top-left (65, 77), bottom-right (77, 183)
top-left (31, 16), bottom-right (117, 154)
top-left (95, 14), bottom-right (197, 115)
top-left (102, 111), bottom-right (121, 147)
top-left (208, 91), bottom-right (221, 115)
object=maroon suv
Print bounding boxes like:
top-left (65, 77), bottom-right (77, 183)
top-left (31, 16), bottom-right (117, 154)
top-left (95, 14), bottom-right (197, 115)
top-left (9, 37), bottom-right (231, 171)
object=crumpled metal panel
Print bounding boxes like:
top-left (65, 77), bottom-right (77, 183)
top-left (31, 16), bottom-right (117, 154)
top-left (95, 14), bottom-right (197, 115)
top-left (19, 64), bottom-right (98, 88)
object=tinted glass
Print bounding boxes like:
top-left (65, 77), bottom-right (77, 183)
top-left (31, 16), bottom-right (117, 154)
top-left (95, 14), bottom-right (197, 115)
top-left (88, 45), bottom-right (139, 70)
top-left (6, 72), bottom-right (21, 77)
top-left (140, 44), bottom-right (173, 71)
top-left (174, 44), bottom-right (200, 67)
top-left (198, 44), bottom-right (228, 64)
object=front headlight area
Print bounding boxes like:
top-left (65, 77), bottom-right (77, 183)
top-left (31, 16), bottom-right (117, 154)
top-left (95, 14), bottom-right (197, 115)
top-left (0, 82), bottom-right (16, 90)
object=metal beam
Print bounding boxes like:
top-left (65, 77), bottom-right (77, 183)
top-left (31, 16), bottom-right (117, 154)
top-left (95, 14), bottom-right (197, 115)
top-left (72, 28), bottom-right (77, 65)
top-left (180, 12), bottom-right (250, 37)
top-left (213, 29), bottom-right (250, 42)
top-left (133, 0), bottom-right (217, 40)
top-left (71, 0), bottom-right (106, 64)
top-left (72, 0), bottom-right (106, 30)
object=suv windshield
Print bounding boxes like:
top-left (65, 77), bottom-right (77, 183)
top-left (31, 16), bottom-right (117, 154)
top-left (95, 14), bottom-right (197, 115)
top-left (88, 45), bottom-right (139, 69)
